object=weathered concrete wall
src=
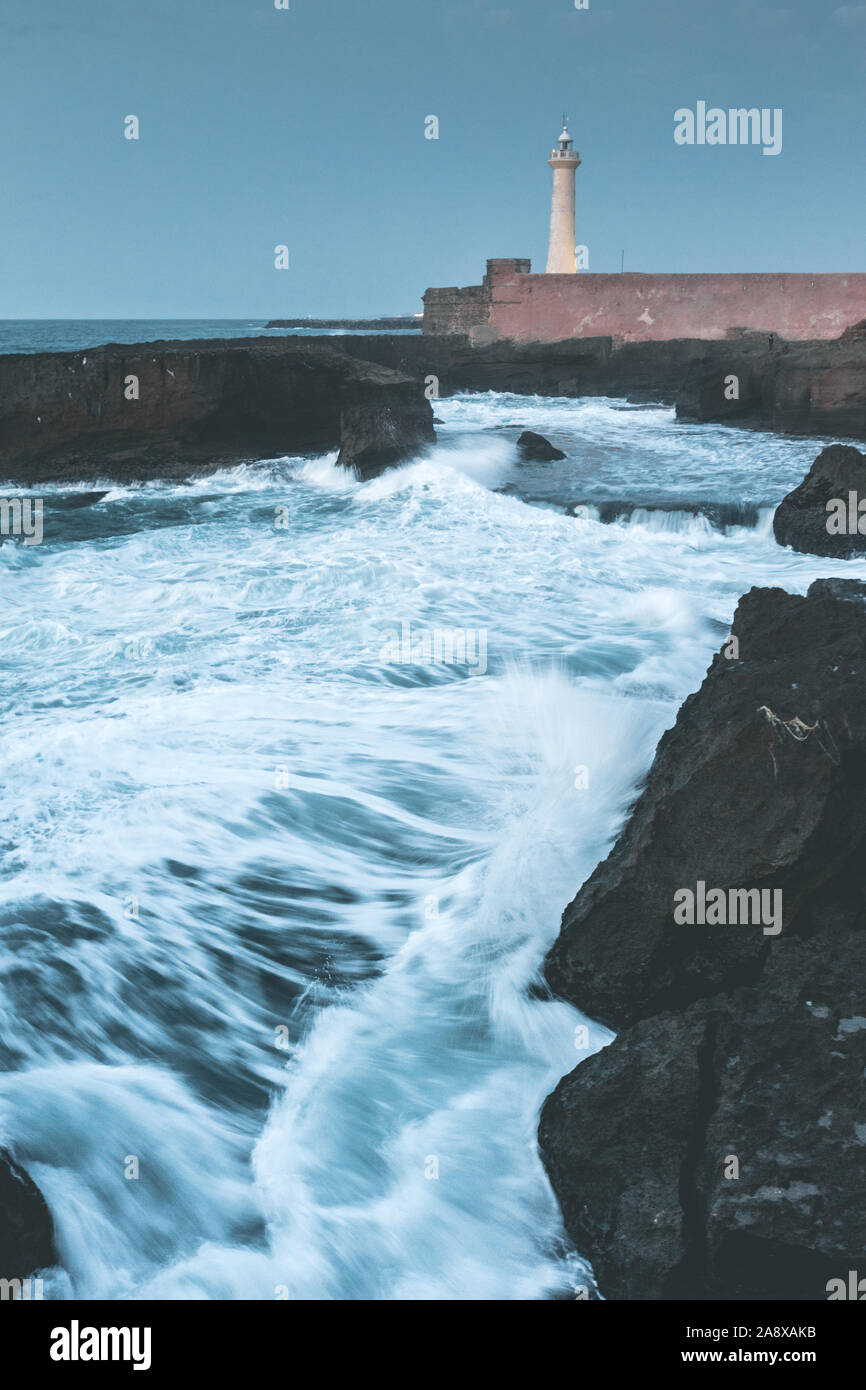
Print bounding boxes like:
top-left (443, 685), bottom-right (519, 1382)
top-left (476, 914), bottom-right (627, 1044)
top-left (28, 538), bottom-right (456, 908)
top-left (423, 259), bottom-right (866, 344)
top-left (422, 284), bottom-right (490, 336)
top-left (422, 259), bottom-right (533, 337)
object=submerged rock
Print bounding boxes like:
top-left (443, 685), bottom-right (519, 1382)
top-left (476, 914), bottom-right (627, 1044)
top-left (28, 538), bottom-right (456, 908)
top-left (0, 1149), bottom-right (57, 1281)
top-left (773, 445), bottom-right (866, 557)
top-left (540, 583), bottom-right (866, 1299)
top-left (516, 430), bottom-right (566, 461)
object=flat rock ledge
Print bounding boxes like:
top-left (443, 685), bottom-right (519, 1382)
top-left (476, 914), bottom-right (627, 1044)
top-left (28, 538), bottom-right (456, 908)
top-left (0, 338), bottom-right (435, 485)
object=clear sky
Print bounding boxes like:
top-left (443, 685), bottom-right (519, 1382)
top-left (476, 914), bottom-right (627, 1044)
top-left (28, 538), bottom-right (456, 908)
top-left (1, 0), bottom-right (864, 317)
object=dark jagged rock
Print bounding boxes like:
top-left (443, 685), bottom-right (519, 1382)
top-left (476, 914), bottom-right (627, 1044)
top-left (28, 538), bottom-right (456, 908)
top-left (516, 431), bottom-right (566, 461)
top-left (0, 339), bottom-right (434, 485)
top-left (545, 585), bottom-right (866, 1028)
top-left (540, 1006), bottom-right (709, 1300)
top-left (541, 933), bottom-right (866, 1300)
top-left (807, 577), bottom-right (866, 604)
top-left (0, 1149), bottom-right (57, 1280)
top-left (336, 384), bottom-right (434, 478)
top-left (540, 584), bottom-right (866, 1300)
top-left (773, 445), bottom-right (866, 557)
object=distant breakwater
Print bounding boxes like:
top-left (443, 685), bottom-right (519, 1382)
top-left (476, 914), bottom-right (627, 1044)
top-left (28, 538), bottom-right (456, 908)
top-left (265, 317), bottom-right (420, 332)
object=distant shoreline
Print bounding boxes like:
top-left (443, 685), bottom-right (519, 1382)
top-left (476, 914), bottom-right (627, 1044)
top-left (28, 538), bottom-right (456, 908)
top-left (265, 317), bottom-right (421, 331)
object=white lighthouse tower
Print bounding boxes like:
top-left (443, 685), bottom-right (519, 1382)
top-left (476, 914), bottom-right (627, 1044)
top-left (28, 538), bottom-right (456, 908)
top-left (545, 117), bottom-right (581, 274)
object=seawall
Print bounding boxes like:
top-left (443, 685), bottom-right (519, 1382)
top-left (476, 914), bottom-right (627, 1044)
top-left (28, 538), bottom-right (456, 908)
top-left (424, 259), bottom-right (866, 345)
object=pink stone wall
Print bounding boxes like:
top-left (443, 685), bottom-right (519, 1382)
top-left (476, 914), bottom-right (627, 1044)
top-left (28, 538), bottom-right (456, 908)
top-left (485, 267), bottom-right (866, 344)
top-left (423, 261), bottom-right (866, 343)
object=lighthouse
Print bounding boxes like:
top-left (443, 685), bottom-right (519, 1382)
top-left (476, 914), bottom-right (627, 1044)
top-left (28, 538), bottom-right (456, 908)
top-left (545, 118), bottom-right (581, 274)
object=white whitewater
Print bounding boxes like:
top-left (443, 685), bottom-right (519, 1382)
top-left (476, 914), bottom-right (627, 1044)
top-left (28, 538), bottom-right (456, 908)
top-left (1, 395), bottom-right (863, 1299)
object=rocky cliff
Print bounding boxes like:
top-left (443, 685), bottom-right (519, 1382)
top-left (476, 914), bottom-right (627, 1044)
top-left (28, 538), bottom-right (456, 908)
top-left (323, 333), bottom-right (866, 442)
top-left (4, 333), bottom-right (859, 486)
top-left (322, 333), bottom-right (746, 404)
top-left (0, 338), bottom-right (435, 484)
top-left (539, 582), bottom-right (866, 1299)
top-left (676, 338), bottom-right (866, 439)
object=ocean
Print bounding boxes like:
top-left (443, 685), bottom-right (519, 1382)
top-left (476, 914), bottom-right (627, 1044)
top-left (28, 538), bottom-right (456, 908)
top-left (2, 325), bottom-right (863, 1299)
top-left (0, 321), bottom-right (420, 356)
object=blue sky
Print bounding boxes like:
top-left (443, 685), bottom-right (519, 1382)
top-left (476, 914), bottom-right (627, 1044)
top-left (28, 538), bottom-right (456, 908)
top-left (1, 0), bottom-right (864, 317)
